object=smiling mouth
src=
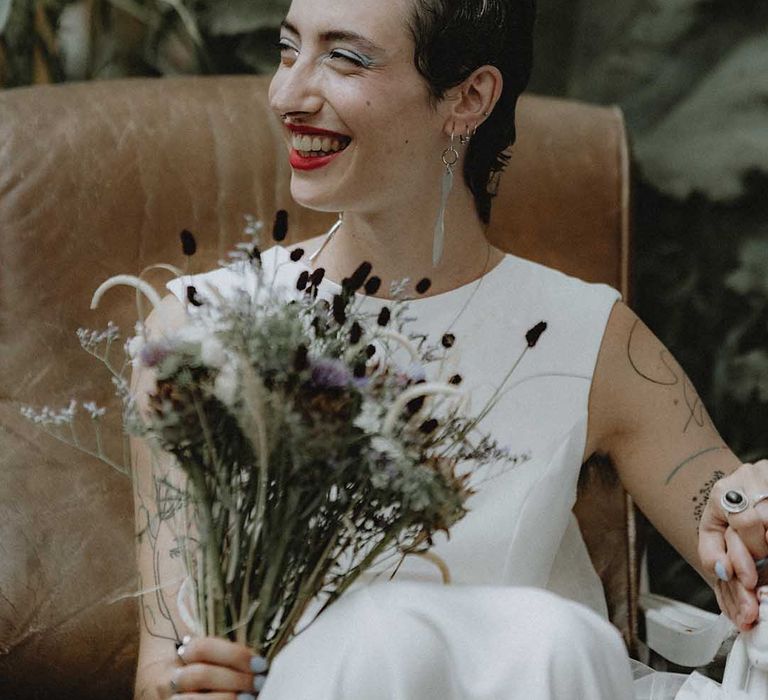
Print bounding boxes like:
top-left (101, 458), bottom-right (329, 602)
top-left (291, 133), bottom-right (352, 158)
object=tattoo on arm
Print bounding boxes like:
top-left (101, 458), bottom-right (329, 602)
top-left (627, 319), bottom-right (714, 434)
top-left (135, 474), bottom-right (186, 643)
top-left (665, 445), bottom-right (728, 484)
top-left (693, 470), bottom-right (726, 523)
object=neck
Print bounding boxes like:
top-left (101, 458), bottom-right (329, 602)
top-left (309, 186), bottom-right (504, 298)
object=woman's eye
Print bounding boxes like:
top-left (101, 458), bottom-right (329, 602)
top-left (329, 49), bottom-right (369, 68)
top-left (276, 39), bottom-right (299, 61)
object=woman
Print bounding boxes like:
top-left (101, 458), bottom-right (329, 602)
top-left (132, 0), bottom-right (768, 698)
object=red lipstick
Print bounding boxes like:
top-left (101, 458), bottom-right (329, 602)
top-left (286, 124), bottom-right (352, 171)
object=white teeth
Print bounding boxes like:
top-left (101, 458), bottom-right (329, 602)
top-left (291, 132), bottom-right (350, 154)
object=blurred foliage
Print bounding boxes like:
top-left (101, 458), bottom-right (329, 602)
top-left (0, 0), bottom-right (288, 87)
top-left (3, 0), bottom-right (768, 618)
top-left (531, 0), bottom-right (768, 610)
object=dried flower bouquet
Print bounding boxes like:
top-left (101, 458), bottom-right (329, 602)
top-left (23, 216), bottom-right (532, 660)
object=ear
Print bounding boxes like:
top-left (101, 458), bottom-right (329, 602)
top-left (442, 65), bottom-right (503, 137)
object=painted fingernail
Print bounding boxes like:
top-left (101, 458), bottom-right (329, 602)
top-left (715, 560), bottom-right (730, 582)
top-left (250, 655), bottom-right (269, 674)
top-left (177, 645), bottom-right (187, 661)
top-left (253, 674), bottom-right (268, 692)
top-left (182, 634), bottom-right (192, 645)
top-left (237, 694), bottom-right (257, 700)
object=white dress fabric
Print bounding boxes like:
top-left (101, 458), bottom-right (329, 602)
top-left (167, 245), bottom-right (724, 699)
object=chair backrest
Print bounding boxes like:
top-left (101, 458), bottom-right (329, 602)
top-left (0, 74), bottom-right (633, 699)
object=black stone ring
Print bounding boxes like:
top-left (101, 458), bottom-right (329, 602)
top-left (721, 488), bottom-right (749, 514)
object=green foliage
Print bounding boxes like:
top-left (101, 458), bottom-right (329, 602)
top-left (529, 0), bottom-right (768, 615)
top-left (0, 0), bottom-right (288, 86)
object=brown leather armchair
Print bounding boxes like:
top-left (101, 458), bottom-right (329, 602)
top-left (0, 75), bottom-right (633, 699)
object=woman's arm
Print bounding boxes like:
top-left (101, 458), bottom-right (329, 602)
top-left (587, 301), bottom-right (764, 626)
top-left (131, 294), bottom-right (265, 699)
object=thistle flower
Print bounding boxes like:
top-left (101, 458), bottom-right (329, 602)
top-left (139, 341), bottom-right (173, 368)
top-left (310, 358), bottom-right (352, 389)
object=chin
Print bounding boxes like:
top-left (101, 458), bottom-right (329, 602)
top-left (290, 179), bottom-right (345, 214)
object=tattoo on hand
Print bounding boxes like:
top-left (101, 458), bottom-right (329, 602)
top-left (693, 470), bottom-right (726, 523)
top-left (627, 319), bottom-right (713, 434)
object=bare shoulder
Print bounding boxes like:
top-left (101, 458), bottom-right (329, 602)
top-left (145, 292), bottom-right (187, 336)
top-left (131, 293), bottom-right (186, 395)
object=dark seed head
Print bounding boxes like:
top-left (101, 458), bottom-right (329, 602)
top-left (419, 418), bottom-right (439, 434)
top-left (449, 374), bottom-right (463, 385)
top-left (353, 362), bottom-right (367, 378)
top-left (441, 333), bottom-right (455, 348)
top-left (310, 268), bottom-right (326, 286)
top-left (350, 321), bottom-right (363, 345)
top-left (377, 307), bottom-right (391, 327)
top-left (415, 278), bottom-right (432, 295)
top-left (332, 295), bottom-right (347, 325)
top-left (290, 247), bottom-right (305, 262)
top-left (249, 245), bottom-right (262, 264)
top-left (365, 344), bottom-right (377, 359)
top-left (296, 270), bottom-right (310, 291)
top-left (180, 229), bottom-right (197, 256)
top-left (525, 321), bottom-right (548, 348)
top-left (294, 344), bottom-right (309, 371)
top-left (364, 276), bottom-right (382, 296)
top-left (272, 210), bottom-right (289, 241)
top-left (186, 285), bottom-right (203, 307)
top-left (406, 395), bottom-right (425, 414)
top-left (348, 261), bottom-right (373, 292)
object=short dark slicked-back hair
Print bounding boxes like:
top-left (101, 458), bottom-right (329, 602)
top-left (407, 0), bottom-right (536, 225)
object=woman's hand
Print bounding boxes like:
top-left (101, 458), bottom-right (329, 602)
top-left (699, 460), bottom-right (768, 629)
top-left (168, 636), bottom-right (269, 699)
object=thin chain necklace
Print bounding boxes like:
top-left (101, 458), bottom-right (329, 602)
top-left (305, 216), bottom-right (497, 334)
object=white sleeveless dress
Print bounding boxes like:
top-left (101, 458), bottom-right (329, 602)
top-left (168, 245), bottom-right (723, 700)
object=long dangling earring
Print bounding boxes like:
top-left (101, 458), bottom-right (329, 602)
top-left (309, 212), bottom-right (343, 263)
top-left (433, 130), bottom-right (459, 267)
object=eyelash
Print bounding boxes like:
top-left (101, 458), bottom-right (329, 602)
top-left (275, 40), bottom-right (370, 69)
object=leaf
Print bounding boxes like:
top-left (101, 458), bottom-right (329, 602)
top-left (563, 0), bottom-right (768, 201)
top-left (201, 0), bottom-right (289, 37)
top-left (727, 349), bottom-right (768, 403)
top-left (0, 0), bottom-right (12, 36)
top-left (634, 35), bottom-right (768, 201)
top-left (724, 238), bottom-right (768, 298)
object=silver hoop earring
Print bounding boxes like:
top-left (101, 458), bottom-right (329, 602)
top-left (459, 124), bottom-right (473, 146)
top-left (433, 131), bottom-right (459, 267)
top-left (309, 212), bottom-right (343, 263)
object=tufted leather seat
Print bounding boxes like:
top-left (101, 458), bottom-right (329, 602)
top-left (0, 74), bottom-right (635, 699)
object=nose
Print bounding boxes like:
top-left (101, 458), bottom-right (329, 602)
top-left (269, 56), bottom-right (324, 120)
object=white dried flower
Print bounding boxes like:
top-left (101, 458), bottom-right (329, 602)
top-left (83, 401), bottom-right (107, 419)
top-left (200, 336), bottom-right (227, 369)
top-left (213, 361), bottom-right (239, 407)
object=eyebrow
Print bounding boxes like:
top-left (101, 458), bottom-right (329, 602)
top-left (280, 19), bottom-right (385, 55)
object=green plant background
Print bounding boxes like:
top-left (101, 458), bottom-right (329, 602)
top-left (2, 0), bottom-right (767, 612)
